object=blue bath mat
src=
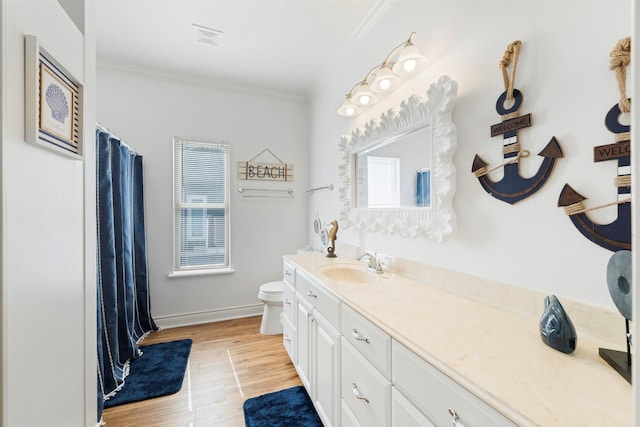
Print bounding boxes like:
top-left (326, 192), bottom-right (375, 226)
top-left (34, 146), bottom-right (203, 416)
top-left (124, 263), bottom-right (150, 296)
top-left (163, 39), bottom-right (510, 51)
top-left (104, 339), bottom-right (192, 408)
top-left (243, 385), bottom-right (323, 427)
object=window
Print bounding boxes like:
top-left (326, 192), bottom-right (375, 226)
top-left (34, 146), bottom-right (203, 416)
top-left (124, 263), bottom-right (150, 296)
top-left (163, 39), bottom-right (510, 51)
top-left (173, 138), bottom-right (230, 273)
top-left (366, 156), bottom-right (401, 208)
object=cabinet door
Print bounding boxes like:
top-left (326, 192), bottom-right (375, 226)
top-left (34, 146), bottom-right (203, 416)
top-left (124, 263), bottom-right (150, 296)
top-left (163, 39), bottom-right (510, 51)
top-left (313, 310), bottom-right (341, 427)
top-left (296, 296), bottom-right (313, 391)
top-left (282, 280), bottom-right (296, 325)
top-left (282, 314), bottom-right (296, 363)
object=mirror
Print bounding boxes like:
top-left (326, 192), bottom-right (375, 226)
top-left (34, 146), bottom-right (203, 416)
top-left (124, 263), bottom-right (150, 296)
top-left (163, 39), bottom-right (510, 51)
top-left (355, 126), bottom-right (431, 208)
top-left (338, 75), bottom-right (457, 240)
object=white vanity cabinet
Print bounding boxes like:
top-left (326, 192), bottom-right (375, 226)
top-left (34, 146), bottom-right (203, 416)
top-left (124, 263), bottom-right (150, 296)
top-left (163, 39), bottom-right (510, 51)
top-left (339, 304), bottom-right (514, 427)
top-left (283, 257), bottom-right (519, 427)
top-left (295, 269), bottom-right (342, 427)
top-left (280, 254), bottom-right (630, 426)
top-left (392, 340), bottom-right (517, 427)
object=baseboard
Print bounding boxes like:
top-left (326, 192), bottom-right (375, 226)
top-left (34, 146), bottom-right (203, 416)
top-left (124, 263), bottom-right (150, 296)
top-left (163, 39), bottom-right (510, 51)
top-left (153, 304), bottom-right (263, 329)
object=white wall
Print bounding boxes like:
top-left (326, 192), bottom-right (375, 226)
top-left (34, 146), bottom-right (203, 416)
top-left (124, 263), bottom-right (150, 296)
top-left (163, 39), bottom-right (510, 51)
top-left (307, 0), bottom-right (632, 310)
top-left (97, 66), bottom-right (309, 324)
top-left (2, 0), bottom-right (95, 426)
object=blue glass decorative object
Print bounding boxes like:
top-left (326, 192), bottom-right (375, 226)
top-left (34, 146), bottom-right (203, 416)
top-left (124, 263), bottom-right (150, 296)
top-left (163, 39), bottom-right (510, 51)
top-left (539, 295), bottom-right (577, 354)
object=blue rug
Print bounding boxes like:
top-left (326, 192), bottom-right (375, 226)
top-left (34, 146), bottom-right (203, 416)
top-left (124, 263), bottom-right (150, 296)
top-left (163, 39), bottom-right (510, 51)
top-left (104, 338), bottom-right (192, 408)
top-left (243, 385), bottom-right (323, 427)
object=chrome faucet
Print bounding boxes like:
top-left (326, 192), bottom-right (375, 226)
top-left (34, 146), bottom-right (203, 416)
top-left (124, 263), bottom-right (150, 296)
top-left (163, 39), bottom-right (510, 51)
top-left (357, 251), bottom-right (383, 274)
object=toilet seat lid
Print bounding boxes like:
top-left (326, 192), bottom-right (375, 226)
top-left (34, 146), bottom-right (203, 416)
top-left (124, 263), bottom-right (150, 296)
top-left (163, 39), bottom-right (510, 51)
top-left (260, 281), bottom-right (284, 294)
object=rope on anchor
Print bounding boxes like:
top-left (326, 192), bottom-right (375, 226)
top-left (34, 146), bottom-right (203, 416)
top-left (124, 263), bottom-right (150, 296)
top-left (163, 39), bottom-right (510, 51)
top-left (615, 175), bottom-right (632, 188)
top-left (473, 150), bottom-right (530, 178)
top-left (499, 40), bottom-right (522, 103)
top-left (503, 143), bottom-right (521, 155)
top-left (563, 199), bottom-right (630, 216)
top-left (610, 37), bottom-right (631, 113)
top-left (501, 111), bottom-right (520, 120)
top-left (615, 132), bottom-right (631, 142)
top-left (564, 168), bottom-right (631, 214)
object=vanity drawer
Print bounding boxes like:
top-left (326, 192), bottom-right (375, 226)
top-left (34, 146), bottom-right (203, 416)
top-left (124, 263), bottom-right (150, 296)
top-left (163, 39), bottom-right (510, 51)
top-left (282, 280), bottom-right (296, 323)
top-left (341, 304), bottom-right (391, 379)
top-left (392, 387), bottom-right (436, 427)
top-left (341, 338), bottom-right (391, 427)
top-left (283, 260), bottom-right (296, 287)
top-left (392, 340), bottom-right (516, 427)
top-left (282, 315), bottom-right (296, 363)
top-left (296, 270), bottom-right (340, 328)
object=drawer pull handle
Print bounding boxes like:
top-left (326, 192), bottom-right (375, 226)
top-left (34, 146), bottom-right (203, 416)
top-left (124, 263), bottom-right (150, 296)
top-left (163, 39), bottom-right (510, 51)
top-left (351, 328), bottom-right (370, 343)
top-left (285, 271), bottom-right (292, 276)
top-left (448, 408), bottom-right (467, 427)
top-left (351, 383), bottom-right (369, 403)
top-left (307, 291), bottom-right (317, 298)
top-left (284, 299), bottom-right (292, 305)
top-left (284, 335), bottom-right (291, 342)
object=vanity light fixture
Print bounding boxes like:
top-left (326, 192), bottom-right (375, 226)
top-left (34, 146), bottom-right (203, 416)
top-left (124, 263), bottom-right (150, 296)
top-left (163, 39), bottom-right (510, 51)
top-left (337, 32), bottom-right (427, 117)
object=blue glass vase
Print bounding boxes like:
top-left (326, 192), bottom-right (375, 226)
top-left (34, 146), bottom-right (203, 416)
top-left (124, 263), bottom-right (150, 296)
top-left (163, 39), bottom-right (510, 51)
top-left (539, 295), bottom-right (577, 354)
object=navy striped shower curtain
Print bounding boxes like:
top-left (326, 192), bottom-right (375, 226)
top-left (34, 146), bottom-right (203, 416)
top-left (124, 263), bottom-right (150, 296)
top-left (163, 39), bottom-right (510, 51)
top-left (96, 128), bottom-right (158, 420)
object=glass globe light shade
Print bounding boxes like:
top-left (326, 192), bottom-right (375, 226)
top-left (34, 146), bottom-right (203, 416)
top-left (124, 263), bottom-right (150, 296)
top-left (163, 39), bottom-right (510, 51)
top-left (337, 97), bottom-right (361, 117)
top-left (351, 82), bottom-right (378, 106)
top-left (391, 43), bottom-right (428, 75)
top-left (371, 66), bottom-right (401, 93)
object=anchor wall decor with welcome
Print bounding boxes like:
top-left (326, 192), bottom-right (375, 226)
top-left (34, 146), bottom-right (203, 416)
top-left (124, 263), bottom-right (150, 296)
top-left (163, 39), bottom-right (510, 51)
top-left (472, 40), bottom-right (563, 205)
top-left (557, 36), bottom-right (632, 252)
top-left (237, 148), bottom-right (294, 182)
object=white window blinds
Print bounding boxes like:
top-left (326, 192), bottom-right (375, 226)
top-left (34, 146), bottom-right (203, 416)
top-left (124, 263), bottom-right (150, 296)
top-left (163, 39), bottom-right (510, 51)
top-left (173, 138), bottom-right (230, 271)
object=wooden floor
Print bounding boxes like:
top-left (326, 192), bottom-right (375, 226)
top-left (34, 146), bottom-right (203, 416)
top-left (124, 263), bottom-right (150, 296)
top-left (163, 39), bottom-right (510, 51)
top-left (102, 316), bottom-right (302, 427)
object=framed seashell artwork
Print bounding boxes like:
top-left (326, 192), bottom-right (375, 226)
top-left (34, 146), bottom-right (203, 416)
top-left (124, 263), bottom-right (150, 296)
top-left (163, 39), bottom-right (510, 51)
top-left (24, 35), bottom-right (83, 159)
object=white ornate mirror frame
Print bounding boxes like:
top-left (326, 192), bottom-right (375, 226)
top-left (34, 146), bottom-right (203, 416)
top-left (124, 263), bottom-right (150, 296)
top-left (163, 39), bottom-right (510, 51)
top-left (338, 75), bottom-right (458, 240)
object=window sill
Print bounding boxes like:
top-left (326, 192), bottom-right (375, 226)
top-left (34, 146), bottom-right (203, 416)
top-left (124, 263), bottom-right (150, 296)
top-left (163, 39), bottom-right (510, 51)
top-left (168, 268), bottom-right (235, 279)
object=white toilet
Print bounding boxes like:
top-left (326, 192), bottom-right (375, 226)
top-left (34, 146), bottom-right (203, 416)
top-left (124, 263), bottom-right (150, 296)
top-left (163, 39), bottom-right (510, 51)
top-left (258, 281), bottom-right (284, 335)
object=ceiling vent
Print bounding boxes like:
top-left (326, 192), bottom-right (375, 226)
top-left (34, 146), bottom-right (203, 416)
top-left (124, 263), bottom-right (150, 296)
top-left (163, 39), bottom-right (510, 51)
top-left (192, 24), bottom-right (223, 47)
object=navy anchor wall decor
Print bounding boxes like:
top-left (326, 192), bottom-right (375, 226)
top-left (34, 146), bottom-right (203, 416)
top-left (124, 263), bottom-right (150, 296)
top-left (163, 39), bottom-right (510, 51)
top-left (472, 40), bottom-right (563, 204)
top-left (557, 37), bottom-right (631, 252)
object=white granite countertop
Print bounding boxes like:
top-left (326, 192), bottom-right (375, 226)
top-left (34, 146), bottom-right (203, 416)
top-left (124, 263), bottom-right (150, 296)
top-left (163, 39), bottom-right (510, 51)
top-left (284, 252), bottom-right (632, 426)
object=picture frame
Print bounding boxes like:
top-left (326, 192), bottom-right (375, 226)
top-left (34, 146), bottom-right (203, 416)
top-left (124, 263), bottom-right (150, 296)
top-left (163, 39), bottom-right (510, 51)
top-left (24, 35), bottom-right (83, 159)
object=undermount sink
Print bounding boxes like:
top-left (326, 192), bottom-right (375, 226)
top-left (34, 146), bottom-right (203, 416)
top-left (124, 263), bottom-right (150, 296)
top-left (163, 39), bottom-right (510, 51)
top-left (319, 264), bottom-right (378, 284)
